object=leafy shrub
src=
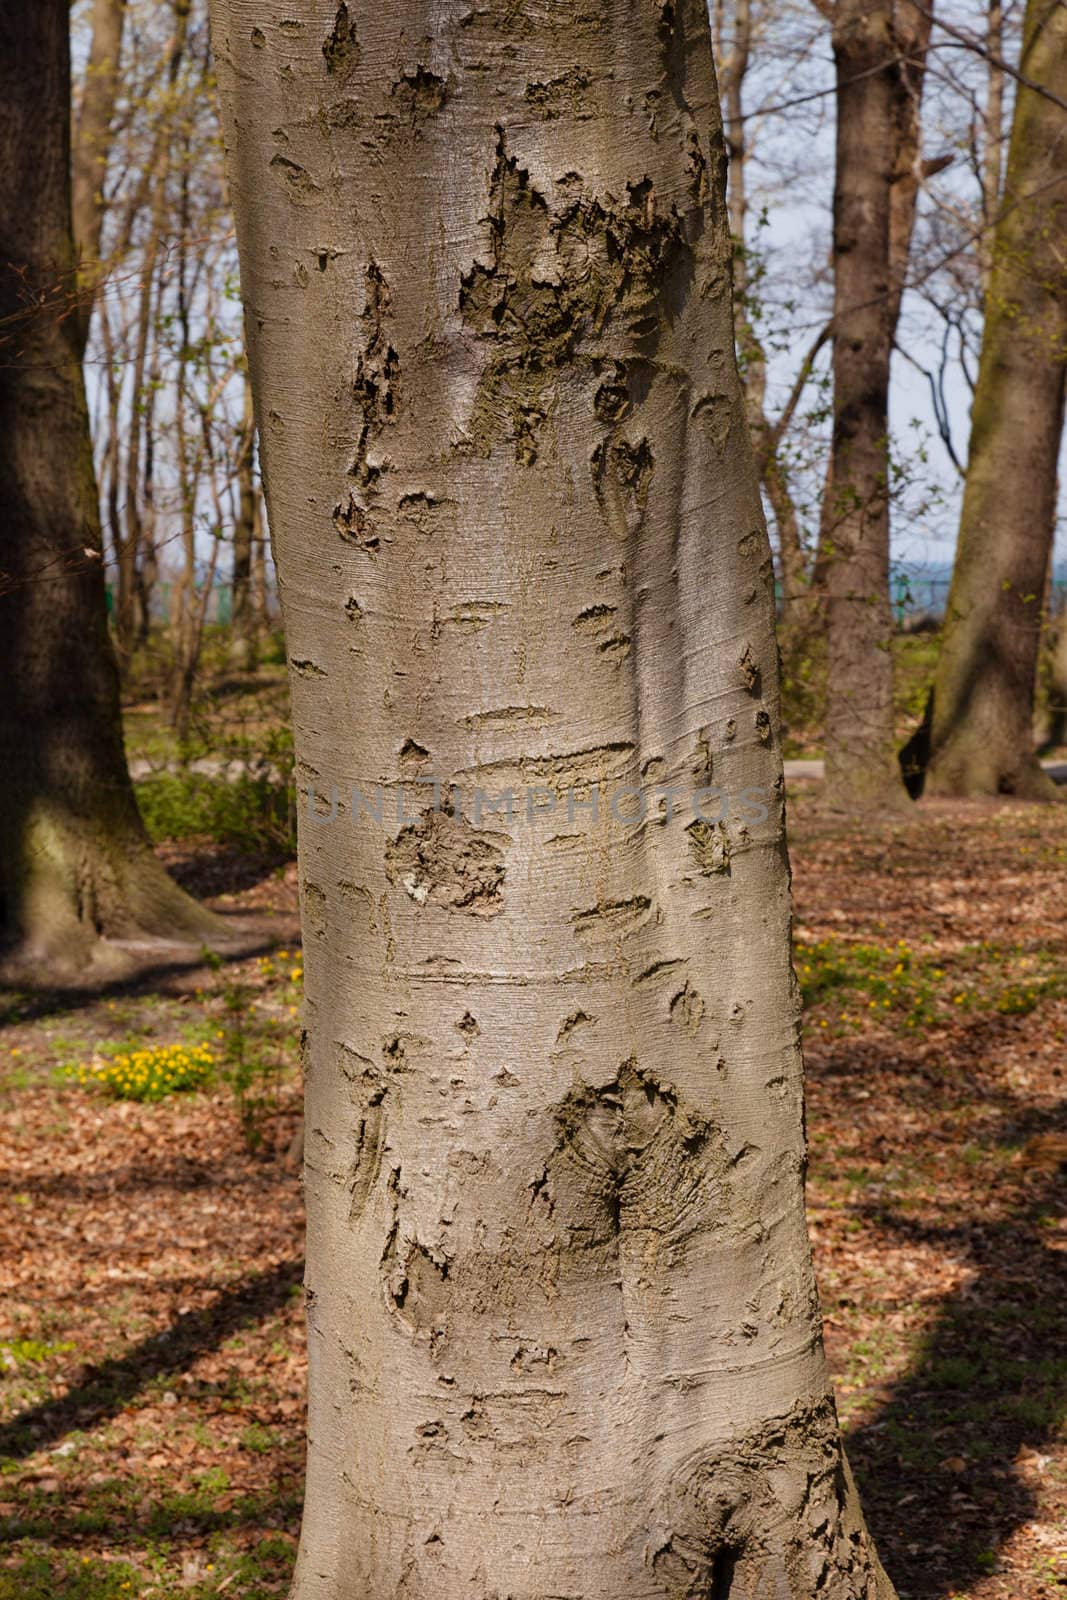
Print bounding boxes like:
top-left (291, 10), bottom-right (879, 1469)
top-left (74, 1043), bottom-right (215, 1102)
top-left (135, 768), bottom-right (295, 854)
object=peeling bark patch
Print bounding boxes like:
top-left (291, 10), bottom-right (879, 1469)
top-left (594, 362), bottom-right (630, 423)
top-left (398, 737), bottom-right (430, 770)
top-left (397, 490), bottom-right (443, 532)
top-left (523, 66), bottom-right (592, 120)
top-left (692, 389), bottom-right (734, 452)
top-left (462, 704), bottom-right (559, 732)
top-left (597, 633), bottom-right (632, 666)
top-left (510, 1343), bottom-right (557, 1373)
top-left (572, 602), bottom-right (617, 634)
top-left (350, 262), bottom-right (398, 485)
top-left (458, 130), bottom-right (691, 456)
top-left (333, 493), bottom-right (379, 551)
top-left (322, 2), bottom-right (359, 77)
top-left (691, 731), bottom-right (713, 783)
top-left (382, 1232), bottom-right (450, 1333)
top-left (385, 809), bottom-right (506, 915)
top-left (737, 643), bottom-right (760, 693)
top-left (556, 1009), bottom-right (594, 1041)
top-left (348, 1086), bottom-right (386, 1223)
top-left (383, 1034), bottom-right (424, 1074)
top-left (572, 895), bottom-right (651, 942)
top-left (591, 436), bottom-right (655, 534)
top-left (392, 66), bottom-right (448, 119)
top-left (633, 957), bottom-right (685, 986)
top-left (755, 708), bottom-right (772, 743)
top-left (686, 129), bottom-right (708, 204)
top-left (457, 740), bottom-right (635, 795)
top-left (441, 599), bottom-right (509, 633)
top-left (301, 880), bottom-right (327, 939)
top-left (268, 155), bottom-right (322, 207)
top-left (669, 982), bottom-right (705, 1034)
top-left (686, 818), bottom-right (730, 875)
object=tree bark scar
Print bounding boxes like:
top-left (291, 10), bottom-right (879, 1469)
top-left (347, 1089), bottom-right (386, 1223)
top-left (547, 1059), bottom-right (726, 1243)
top-left (649, 1398), bottom-right (889, 1597)
top-left (384, 808), bottom-right (507, 914)
top-left (322, 1), bottom-right (359, 78)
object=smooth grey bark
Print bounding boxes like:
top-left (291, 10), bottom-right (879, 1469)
top-left (212, 3), bottom-right (896, 1596)
top-left (230, 367), bottom-right (258, 671)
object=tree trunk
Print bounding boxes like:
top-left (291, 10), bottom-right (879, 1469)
top-left (980, 0), bottom-right (1005, 299)
top-left (822, 5), bottom-right (898, 806)
top-left (886, 1), bottom-right (933, 332)
top-left (821, 0), bottom-right (928, 808)
top-left (212, 3), bottom-right (896, 1595)
top-left (924, 0), bottom-right (1067, 800)
top-left (230, 366), bottom-right (258, 671)
top-left (1041, 597), bottom-right (1067, 752)
top-left (716, 0), bottom-right (811, 624)
top-left (0, 0), bottom-right (217, 974)
top-left (251, 492), bottom-right (269, 630)
top-left (71, 0), bottom-right (127, 353)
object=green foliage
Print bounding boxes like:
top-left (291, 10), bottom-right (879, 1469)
top-left (217, 953), bottom-right (302, 1149)
top-left (796, 938), bottom-right (945, 1030)
top-left (796, 934), bottom-right (1067, 1033)
top-left (257, 629), bottom-right (287, 667)
top-left (0, 1552), bottom-right (144, 1600)
top-left (72, 1043), bottom-right (215, 1103)
top-left (240, 1423), bottom-right (279, 1455)
top-left (0, 1338), bottom-right (75, 1365)
top-left (135, 760), bottom-right (294, 855)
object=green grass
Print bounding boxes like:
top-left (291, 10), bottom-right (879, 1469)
top-left (796, 934), bottom-right (1067, 1033)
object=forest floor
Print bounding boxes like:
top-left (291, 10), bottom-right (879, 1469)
top-left (0, 790), bottom-right (1064, 1598)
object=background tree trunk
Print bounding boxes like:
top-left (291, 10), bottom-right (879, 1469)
top-left (924, 0), bottom-right (1067, 800)
top-left (980, 0), bottom-right (1005, 298)
top-left (821, 0), bottom-right (916, 807)
top-left (716, 0), bottom-right (811, 625)
top-left (0, 0), bottom-right (216, 974)
top-left (214, 2), bottom-right (897, 1595)
top-left (71, 0), bottom-right (127, 353)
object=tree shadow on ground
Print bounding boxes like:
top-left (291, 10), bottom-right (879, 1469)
top-left (0, 1257), bottom-right (303, 1461)
top-left (0, 915), bottom-right (296, 1029)
top-left (844, 1124), bottom-right (1066, 1599)
top-left (157, 839), bottom-right (295, 899)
